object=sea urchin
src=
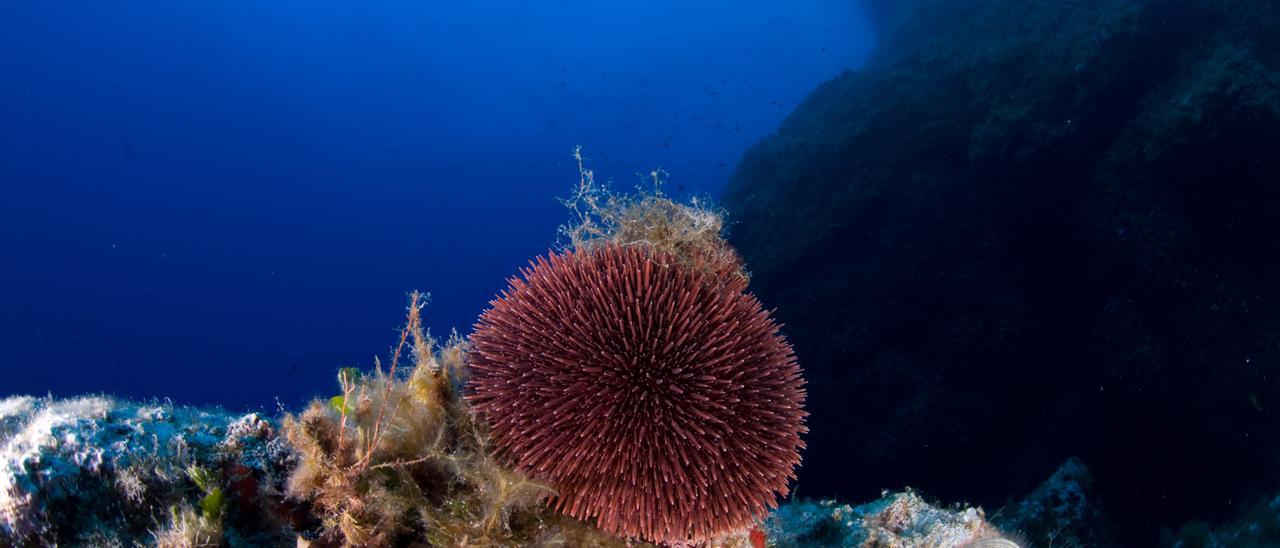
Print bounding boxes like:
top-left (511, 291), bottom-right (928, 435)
top-left (467, 243), bottom-right (807, 544)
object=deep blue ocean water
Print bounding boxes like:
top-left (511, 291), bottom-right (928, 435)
top-left (0, 2), bottom-right (872, 410)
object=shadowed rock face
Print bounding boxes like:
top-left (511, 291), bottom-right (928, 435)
top-left (723, 0), bottom-right (1280, 543)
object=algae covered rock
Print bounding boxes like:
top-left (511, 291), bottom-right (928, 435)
top-left (763, 491), bottom-right (1013, 548)
top-left (995, 457), bottom-right (1114, 547)
top-left (0, 395), bottom-right (296, 546)
top-left (0, 391), bottom-right (1051, 546)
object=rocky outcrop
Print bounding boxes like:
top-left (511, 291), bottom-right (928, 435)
top-left (724, 0), bottom-right (1280, 544)
top-left (0, 395), bottom-right (298, 546)
top-left (995, 457), bottom-right (1113, 547)
top-left (764, 492), bottom-right (1006, 548)
top-left (1, 395), bottom-right (1039, 546)
top-left (1164, 490), bottom-right (1280, 546)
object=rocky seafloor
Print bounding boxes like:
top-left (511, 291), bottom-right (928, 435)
top-left (2, 394), bottom-right (1270, 546)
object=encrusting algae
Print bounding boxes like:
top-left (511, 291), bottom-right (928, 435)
top-left (281, 291), bottom-right (640, 547)
top-left (560, 145), bottom-right (749, 287)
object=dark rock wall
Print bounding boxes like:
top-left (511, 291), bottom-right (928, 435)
top-left (726, 0), bottom-right (1280, 543)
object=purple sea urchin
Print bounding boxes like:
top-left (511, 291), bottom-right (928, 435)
top-left (468, 243), bottom-right (807, 544)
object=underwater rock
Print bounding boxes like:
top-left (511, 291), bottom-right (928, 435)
top-left (2, 393), bottom-right (1039, 546)
top-left (994, 457), bottom-right (1114, 547)
top-left (1164, 490), bottom-right (1280, 547)
top-left (764, 491), bottom-right (1008, 548)
top-left (723, 0), bottom-right (1280, 543)
top-left (0, 395), bottom-right (296, 546)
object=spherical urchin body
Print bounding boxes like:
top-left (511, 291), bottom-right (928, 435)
top-left (467, 243), bottom-right (807, 544)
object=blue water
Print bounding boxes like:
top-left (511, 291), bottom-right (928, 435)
top-left (0, 2), bottom-right (872, 410)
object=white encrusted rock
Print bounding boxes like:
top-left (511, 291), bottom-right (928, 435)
top-left (764, 489), bottom-right (1016, 547)
top-left (0, 396), bottom-right (295, 546)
